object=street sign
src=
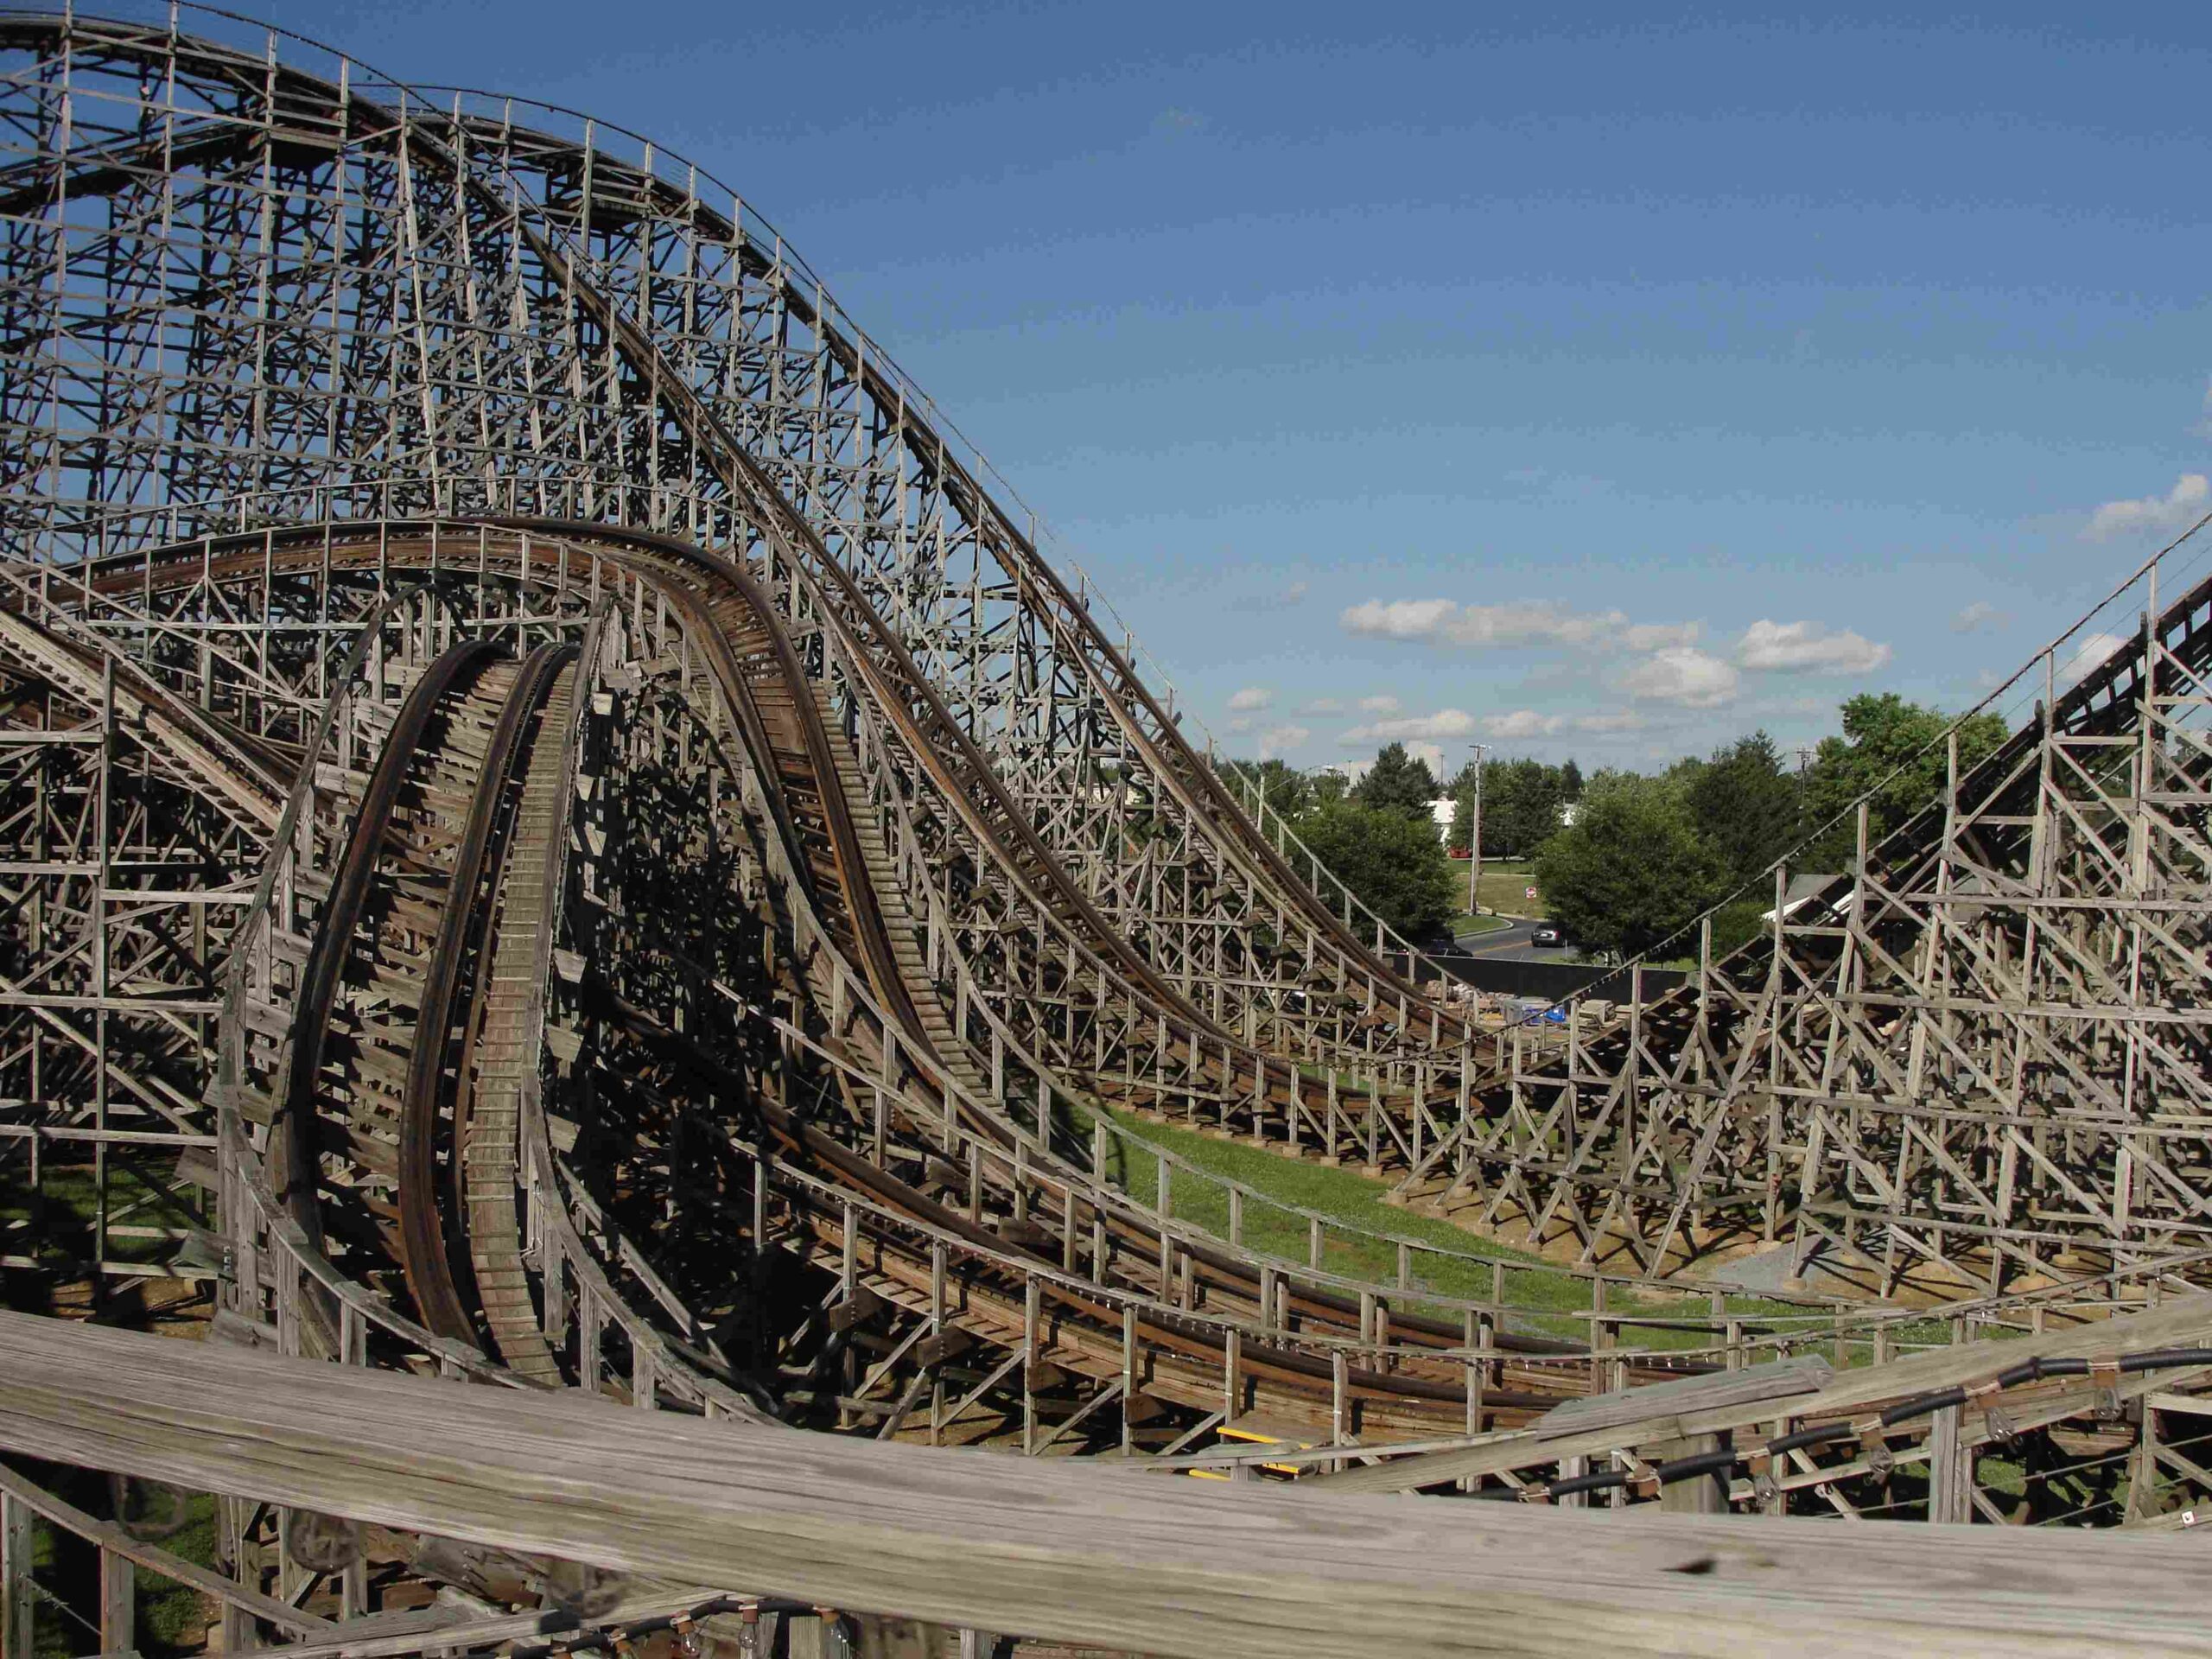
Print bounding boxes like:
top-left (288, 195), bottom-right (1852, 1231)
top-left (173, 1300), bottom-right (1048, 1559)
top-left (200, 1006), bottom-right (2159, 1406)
top-left (1524, 886), bottom-right (1538, 899)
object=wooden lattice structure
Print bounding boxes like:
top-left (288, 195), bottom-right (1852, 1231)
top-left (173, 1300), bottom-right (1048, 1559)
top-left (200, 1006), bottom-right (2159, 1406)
top-left (3, 8), bottom-right (2212, 1655)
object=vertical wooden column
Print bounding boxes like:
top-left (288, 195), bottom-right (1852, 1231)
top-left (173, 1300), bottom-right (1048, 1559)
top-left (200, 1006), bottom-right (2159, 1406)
top-left (2126, 1402), bottom-right (2162, 1524)
top-left (1927, 1404), bottom-right (1971, 1523)
top-left (100, 1546), bottom-right (136, 1654)
top-left (3, 1491), bottom-right (35, 1659)
top-left (219, 1492), bottom-right (257, 1655)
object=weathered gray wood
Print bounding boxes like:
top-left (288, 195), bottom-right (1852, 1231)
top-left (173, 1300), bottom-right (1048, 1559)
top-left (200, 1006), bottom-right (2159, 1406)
top-left (1535, 1354), bottom-right (1831, 1439)
top-left (3, 1487), bottom-right (33, 1659)
top-left (3, 1313), bottom-right (2211, 1658)
top-left (1325, 1292), bottom-right (2212, 1494)
top-left (0, 1463), bottom-right (336, 1638)
top-left (100, 1548), bottom-right (135, 1654)
top-left (1927, 1405), bottom-right (1970, 1525)
top-left (201, 1587), bottom-right (718, 1659)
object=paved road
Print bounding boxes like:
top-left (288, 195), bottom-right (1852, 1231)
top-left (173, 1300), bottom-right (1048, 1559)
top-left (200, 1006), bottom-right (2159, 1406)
top-left (1452, 917), bottom-right (1580, 965)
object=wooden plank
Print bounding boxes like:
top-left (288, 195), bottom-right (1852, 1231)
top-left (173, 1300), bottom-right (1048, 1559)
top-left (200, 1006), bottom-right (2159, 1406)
top-left (0, 1462), bottom-right (336, 1638)
top-left (100, 1547), bottom-right (135, 1653)
top-left (1535, 1354), bottom-right (1831, 1439)
top-left (1325, 1292), bottom-right (2212, 1494)
top-left (3, 1488), bottom-right (32, 1659)
top-left (3, 1313), bottom-right (2210, 1658)
top-left (216, 1587), bottom-right (721, 1659)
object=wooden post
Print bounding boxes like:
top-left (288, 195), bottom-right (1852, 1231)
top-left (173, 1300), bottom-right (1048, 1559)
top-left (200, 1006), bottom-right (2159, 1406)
top-left (1331, 1349), bottom-right (1350, 1465)
top-left (1928, 1405), bottom-right (1970, 1524)
top-left (220, 1494), bottom-right (255, 1653)
top-left (3, 1491), bottom-right (33, 1659)
top-left (101, 1545), bottom-right (136, 1653)
top-left (1121, 1306), bottom-right (1137, 1455)
top-left (1655, 1435), bottom-right (1726, 1516)
top-left (1022, 1280), bottom-right (1040, 1456)
top-left (2127, 1403), bottom-right (2161, 1524)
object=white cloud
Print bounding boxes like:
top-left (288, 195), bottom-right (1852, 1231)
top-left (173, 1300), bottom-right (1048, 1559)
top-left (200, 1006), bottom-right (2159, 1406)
top-left (1620, 646), bottom-right (1740, 708)
top-left (1227, 686), bottom-right (1273, 712)
top-left (1571, 710), bottom-right (1648, 734)
top-left (1483, 709), bottom-right (1562, 740)
top-left (1339, 598), bottom-right (1695, 653)
top-left (1256, 723), bottom-right (1310, 759)
top-left (1294, 696), bottom-right (1344, 715)
top-left (1953, 601), bottom-right (2005, 634)
top-left (2059, 630), bottom-right (2129, 687)
top-left (1404, 741), bottom-right (1446, 778)
top-left (1344, 706), bottom-right (1650, 744)
top-left (2084, 474), bottom-right (2210, 542)
top-left (1735, 618), bottom-right (1892, 675)
top-left (1623, 620), bottom-right (1704, 651)
top-left (1227, 716), bottom-right (1254, 734)
top-left (1357, 694), bottom-right (1401, 714)
top-left (1740, 694), bottom-right (1831, 719)
top-left (1341, 709), bottom-right (1480, 744)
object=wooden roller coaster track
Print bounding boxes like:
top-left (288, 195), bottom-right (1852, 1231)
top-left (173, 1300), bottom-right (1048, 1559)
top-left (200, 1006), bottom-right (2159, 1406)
top-left (4, 10), bottom-right (2212, 1654)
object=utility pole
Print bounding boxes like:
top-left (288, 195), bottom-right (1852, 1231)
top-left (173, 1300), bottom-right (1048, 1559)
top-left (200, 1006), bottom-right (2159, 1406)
top-left (1466, 743), bottom-right (1490, 918)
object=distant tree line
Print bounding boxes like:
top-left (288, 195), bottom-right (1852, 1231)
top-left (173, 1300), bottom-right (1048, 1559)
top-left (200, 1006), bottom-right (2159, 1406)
top-left (1213, 692), bottom-right (2008, 963)
top-left (1534, 694), bottom-right (2007, 962)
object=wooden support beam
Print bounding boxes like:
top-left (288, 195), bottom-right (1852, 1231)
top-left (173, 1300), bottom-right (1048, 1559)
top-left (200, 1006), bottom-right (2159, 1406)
top-left (1325, 1291), bottom-right (2212, 1495)
top-left (3, 1313), bottom-right (2212, 1658)
top-left (3, 1488), bottom-right (33, 1659)
top-left (0, 1462), bottom-right (336, 1638)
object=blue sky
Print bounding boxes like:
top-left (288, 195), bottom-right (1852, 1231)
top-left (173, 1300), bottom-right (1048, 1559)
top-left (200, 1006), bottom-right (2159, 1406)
top-left (283, 0), bottom-right (2212, 775)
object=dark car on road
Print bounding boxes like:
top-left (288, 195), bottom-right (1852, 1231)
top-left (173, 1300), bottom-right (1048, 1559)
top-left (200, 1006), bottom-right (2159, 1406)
top-left (1532, 923), bottom-right (1565, 947)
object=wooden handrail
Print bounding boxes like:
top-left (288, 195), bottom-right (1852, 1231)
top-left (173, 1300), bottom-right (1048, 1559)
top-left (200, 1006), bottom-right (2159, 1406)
top-left (2, 1313), bottom-right (2208, 1659)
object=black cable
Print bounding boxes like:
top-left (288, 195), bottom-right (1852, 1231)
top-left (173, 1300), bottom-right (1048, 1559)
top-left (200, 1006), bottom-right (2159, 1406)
top-left (2121, 1347), bottom-right (2212, 1373)
top-left (1766, 1421), bottom-right (1853, 1457)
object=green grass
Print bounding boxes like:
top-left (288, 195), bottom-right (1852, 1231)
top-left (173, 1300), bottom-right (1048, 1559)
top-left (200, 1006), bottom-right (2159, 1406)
top-left (1448, 912), bottom-right (1510, 937)
top-left (16, 1473), bottom-right (217, 1658)
top-left (1078, 1101), bottom-right (1827, 1351)
top-left (1452, 859), bottom-right (1547, 920)
top-left (0, 1159), bottom-right (209, 1269)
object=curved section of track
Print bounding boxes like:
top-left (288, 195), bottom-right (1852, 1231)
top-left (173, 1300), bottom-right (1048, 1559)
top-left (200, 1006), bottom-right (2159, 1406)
top-left (75, 518), bottom-right (1674, 1456)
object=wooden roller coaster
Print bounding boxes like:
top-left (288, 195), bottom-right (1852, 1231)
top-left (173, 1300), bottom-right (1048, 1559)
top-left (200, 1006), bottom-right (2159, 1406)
top-left (5, 10), bottom-right (2212, 1656)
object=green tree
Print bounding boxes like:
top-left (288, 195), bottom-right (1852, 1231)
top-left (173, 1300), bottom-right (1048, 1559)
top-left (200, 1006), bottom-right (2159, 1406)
top-left (1446, 759), bottom-right (1478, 854)
top-left (1800, 694), bottom-right (2008, 867)
top-left (1448, 757), bottom-right (1566, 855)
top-left (1353, 741), bottom-right (1440, 817)
top-left (1560, 758), bottom-right (1585, 800)
top-left (1684, 731), bottom-right (1802, 888)
top-left (1215, 757), bottom-right (1313, 823)
top-left (1310, 767), bottom-right (1350, 807)
top-left (1488, 758), bottom-right (1567, 855)
top-left (1295, 798), bottom-right (1459, 940)
top-left (1532, 775), bottom-right (1726, 962)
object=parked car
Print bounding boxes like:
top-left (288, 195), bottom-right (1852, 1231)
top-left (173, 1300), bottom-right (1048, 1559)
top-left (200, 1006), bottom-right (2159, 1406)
top-left (1532, 923), bottom-right (1565, 947)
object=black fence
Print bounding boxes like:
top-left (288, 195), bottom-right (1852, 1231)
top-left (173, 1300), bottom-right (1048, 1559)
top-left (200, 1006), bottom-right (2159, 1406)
top-left (1387, 950), bottom-right (1688, 1006)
